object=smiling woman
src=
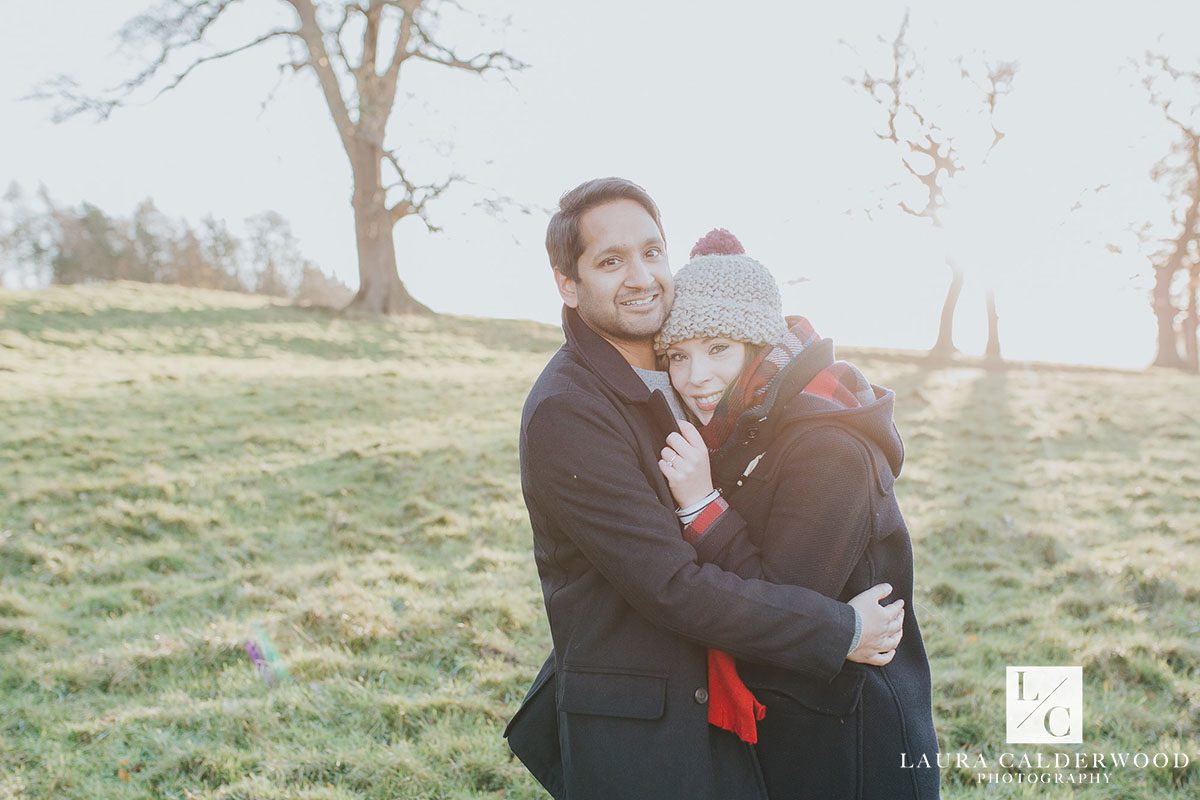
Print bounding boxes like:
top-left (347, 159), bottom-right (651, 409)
top-left (653, 228), bottom-right (940, 800)
top-left (655, 228), bottom-right (788, 422)
top-left (664, 338), bottom-right (750, 422)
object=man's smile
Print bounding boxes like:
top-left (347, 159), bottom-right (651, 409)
top-left (618, 292), bottom-right (660, 308)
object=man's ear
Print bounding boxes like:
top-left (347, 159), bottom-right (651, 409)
top-left (553, 267), bottom-right (580, 309)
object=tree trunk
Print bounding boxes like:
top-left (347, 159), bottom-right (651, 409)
top-left (930, 259), bottom-right (964, 357)
top-left (1185, 266), bottom-right (1200, 373)
top-left (984, 287), bottom-right (1002, 365)
top-left (343, 144), bottom-right (431, 315)
top-left (1151, 262), bottom-right (1183, 368)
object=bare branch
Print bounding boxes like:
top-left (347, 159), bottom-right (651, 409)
top-left (24, 76), bottom-right (121, 123)
top-left (849, 11), bottom-right (959, 226)
top-left (383, 150), bottom-right (459, 229)
top-left (260, 43), bottom-right (312, 117)
top-left (982, 60), bottom-right (1018, 155)
top-left (288, 0), bottom-right (357, 145)
top-left (849, 13), bottom-right (1015, 224)
top-left (1144, 53), bottom-right (1200, 136)
top-left (356, 5), bottom-right (418, 133)
top-left (409, 17), bottom-right (528, 74)
top-left (113, 0), bottom-right (241, 95)
top-left (330, 3), bottom-right (365, 78)
top-left (153, 29), bottom-right (297, 99)
top-left (359, 0), bottom-right (384, 87)
top-left (383, 3), bottom-right (416, 85)
top-left (455, 172), bottom-right (553, 227)
top-left (28, 0), bottom-right (298, 121)
top-left (1141, 54), bottom-right (1200, 286)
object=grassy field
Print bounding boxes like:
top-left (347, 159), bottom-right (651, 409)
top-left (1, 282), bottom-right (1198, 799)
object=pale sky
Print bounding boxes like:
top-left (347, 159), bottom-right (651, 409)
top-left (4, 1), bottom-right (1199, 368)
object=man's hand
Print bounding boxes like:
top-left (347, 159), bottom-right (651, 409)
top-left (658, 419), bottom-right (715, 509)
top-left (847, 583), bottom-right (904, 666)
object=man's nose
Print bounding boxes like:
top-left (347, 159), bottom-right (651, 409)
top-left (624, 257), bottom-right (654, 289)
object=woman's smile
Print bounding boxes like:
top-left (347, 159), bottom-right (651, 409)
top-left (690, 390), bottom-right (725, 415)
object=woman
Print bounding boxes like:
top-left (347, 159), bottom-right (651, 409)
top-left (655, 229), bottom-right (939, 800)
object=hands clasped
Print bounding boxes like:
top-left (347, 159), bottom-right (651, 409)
top-left (660, 420), bottom-right (906, 665)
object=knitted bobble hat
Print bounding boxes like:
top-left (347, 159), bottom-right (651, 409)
top-left (654, 228), bottom-right (788, 354)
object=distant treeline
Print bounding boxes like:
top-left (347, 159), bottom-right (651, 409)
top-left (0, 183), bottom-right (353, 307)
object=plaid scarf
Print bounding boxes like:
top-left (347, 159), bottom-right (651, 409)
top-left (700, 316), bottom-right (874, 452)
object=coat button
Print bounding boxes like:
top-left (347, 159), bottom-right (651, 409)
top-left (747, 429), bottom-right (759, 439)
top-left (694, 687), bottom-right (709, 704)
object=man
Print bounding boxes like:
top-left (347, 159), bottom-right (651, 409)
top-left (505, 178), bottom-right (904, 799)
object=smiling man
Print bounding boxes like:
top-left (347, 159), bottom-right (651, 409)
top-left (551, 192), bottom-right (674, 367)
top-left (504, 177), bottom-right (905, 799)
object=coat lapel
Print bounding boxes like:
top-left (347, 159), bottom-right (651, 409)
top-left (562, 306), bottom-right (651, 404)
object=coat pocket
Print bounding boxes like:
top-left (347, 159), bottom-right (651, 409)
top-left (557, 667), bottom-right (667, 720)
top-left (743, 663), bottom-right (866, 717)
top-left (754, 685), bottom-right (864, 800)
top-left (504, 656), bottom-right (564, 799)
top-left (751, 665), bottom-right (867, 800)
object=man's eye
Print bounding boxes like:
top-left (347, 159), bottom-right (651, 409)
top-left (645, 247), bottom-right (662, 258)
top-left (601, 257), bottom-right (620, 268)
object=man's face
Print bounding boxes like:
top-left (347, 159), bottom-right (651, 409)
top-left (555, 199), bottom-right (674, 345)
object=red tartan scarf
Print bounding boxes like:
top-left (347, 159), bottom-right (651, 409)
top-left (700, 316), bottom-right (874, 451)
top-left (696, 316), bottom-right (875, 745)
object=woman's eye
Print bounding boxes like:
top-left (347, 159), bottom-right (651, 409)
top-left (601, 257), bottom-right (620, 268)
top-left (711, 344), bottom-right (728, 355)
top-left (668, 352), bottom-right (686, 363)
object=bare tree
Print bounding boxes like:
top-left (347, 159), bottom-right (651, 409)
top-left (31, 0), bottom-right (525, 315)
top-left (0, 183), bottom-right (54, 288)
top-left (849, 12), bottom-right (1016, 362)
top-left (130, 199), bottom-right (177, 284)
top-left (247, 211), bottom-right (305, 297)
top-left (1187, 247), bottom-right (1200, 371)
top-left (1142, 53), bottom-right (1200, 371)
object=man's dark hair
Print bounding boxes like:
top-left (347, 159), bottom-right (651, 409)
top-left (545, 177), bottom-right (664, 281)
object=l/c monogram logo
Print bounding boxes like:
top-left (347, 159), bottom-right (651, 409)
top-left (1006, 666), bottom-right (1083, 744)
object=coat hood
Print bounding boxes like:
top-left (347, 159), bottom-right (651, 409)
top-left (779, 384), bottom-right (904, 479)
top-left (709, 338), bottom-right (904, 489)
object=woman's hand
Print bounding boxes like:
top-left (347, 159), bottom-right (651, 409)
top-left (658, 419), bottom-right (715, 509)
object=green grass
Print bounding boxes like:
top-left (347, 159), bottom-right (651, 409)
top-left (1, 281), bottom-right (1198, 799)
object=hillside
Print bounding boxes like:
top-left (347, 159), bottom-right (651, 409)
top-left (1, 283), bottom-right (1198, 799)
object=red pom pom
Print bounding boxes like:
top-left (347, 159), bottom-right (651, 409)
top-left (690, 228), bottom-right (745, 258)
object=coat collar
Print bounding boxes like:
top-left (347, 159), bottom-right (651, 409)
top-left (562, 305), bottom-right (653, 404)
top-left (710, 338), bottom-right (834, 490)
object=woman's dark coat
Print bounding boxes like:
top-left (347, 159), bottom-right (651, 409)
top-left (707, 338), bottom-right (940, 800)
top-left (504, 308), bottom-right (858, 800)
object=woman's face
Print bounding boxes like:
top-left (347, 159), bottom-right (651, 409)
top-left (665, 337), bottom-right (748, 424)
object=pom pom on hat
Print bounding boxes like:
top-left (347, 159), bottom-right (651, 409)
top-left (690, 228), bottom-right (745, 258)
